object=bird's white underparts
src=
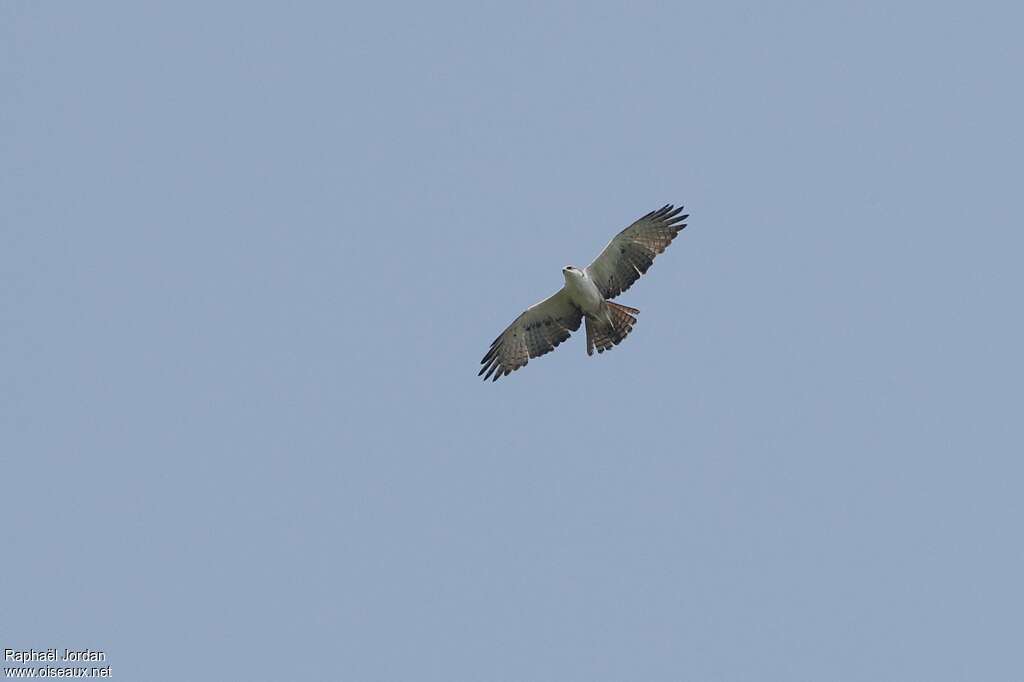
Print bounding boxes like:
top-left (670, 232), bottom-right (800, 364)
top-left (479, 204), bottom-right (689, 381)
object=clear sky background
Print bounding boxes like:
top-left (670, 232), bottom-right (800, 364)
top-left (3, 2), bottom-right (1022, 680)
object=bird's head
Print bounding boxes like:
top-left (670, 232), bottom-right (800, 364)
top-left (562, 265), bottom-right (582, 280)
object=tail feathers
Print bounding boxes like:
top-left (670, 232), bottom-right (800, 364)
top-left (586, 302), bottom-right (639, 356)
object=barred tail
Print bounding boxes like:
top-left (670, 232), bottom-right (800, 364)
top-left (585, 302), bottom-right (639, 356)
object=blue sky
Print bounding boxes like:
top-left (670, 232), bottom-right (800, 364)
top-left (3, 2), bottom-right (1022, 680)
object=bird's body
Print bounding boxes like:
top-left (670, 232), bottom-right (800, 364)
top-left (479, 204), bottom-right (689, 381)
top-left (561, 267), bottom-right (607, 322)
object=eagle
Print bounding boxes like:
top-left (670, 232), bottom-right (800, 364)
top-left (479, 204), bottom-right (689, 381)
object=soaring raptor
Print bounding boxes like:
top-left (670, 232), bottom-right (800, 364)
top-left (479, 204), bottom-right (689, 381)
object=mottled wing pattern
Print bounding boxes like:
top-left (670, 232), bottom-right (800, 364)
top-left (479, 288), bottom-right (583, 381)
top-left (585, 204), bottom-right (688, 299)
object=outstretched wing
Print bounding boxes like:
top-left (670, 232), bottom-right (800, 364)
top-left (479, 288), bottom-right (583, 381)
top-left (584, 204), bottom-right (688, 299)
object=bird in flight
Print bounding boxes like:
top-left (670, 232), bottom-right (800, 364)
top-left (479, 204), bottom-right (689, 381)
